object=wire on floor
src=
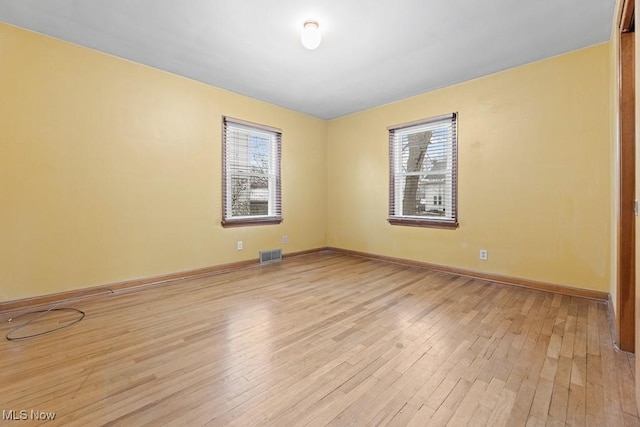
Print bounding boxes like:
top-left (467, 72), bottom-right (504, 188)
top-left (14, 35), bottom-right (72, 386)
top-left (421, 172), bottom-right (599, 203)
top-left (5, 288), bottom-right (114, 341)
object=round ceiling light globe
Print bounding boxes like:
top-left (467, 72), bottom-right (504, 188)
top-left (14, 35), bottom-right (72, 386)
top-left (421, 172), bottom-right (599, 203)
top-left (301, 20), bottom-right (321, 50)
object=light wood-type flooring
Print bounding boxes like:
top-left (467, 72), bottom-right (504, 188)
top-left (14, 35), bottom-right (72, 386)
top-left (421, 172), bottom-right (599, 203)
top-left (0, 251), bottom-right (637, 426)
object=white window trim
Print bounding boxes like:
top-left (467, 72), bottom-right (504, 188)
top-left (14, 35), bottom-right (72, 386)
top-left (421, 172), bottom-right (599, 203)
top-left (388, 113), bottom-right (458, 229)
top-left (222, 117), bottom-right (282, 227)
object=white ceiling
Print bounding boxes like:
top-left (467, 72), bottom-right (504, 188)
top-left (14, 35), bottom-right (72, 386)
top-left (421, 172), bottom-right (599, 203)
top-left (0, 0), bottom-right (615, 120)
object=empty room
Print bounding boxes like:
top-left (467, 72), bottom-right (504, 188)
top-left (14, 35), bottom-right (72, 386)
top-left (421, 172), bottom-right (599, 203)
top-left (0, 0), bottom-right (638, 425)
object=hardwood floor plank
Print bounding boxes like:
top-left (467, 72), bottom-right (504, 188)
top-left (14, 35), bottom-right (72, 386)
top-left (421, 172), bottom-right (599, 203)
top-left (446, 379), bottom-right (488, 426)
top-left (567, 383), bottom-right (586, 426)
top-left (486, 387), bottom-right (517, 427)
top-left (0, 252), bottom-right (636, 426)
top-left (407, 404), bottom-right (436, 426)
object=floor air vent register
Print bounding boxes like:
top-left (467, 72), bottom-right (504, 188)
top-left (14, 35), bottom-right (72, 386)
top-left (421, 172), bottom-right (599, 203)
top-left (259, 249), bottom-right (282, 264)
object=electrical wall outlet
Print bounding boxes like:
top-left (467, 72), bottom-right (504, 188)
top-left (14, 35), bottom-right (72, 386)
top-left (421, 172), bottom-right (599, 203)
top-left (479, 249), bottom-right (488, 260)
top-left (282, 235), bottom-right (288, 244)
top-left (237, 241), bottom-right (243, 251)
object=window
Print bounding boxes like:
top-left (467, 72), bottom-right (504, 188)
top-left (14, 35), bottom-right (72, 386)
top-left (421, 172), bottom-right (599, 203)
top-left (388, 113), bottom-right (457, 228)
top-left (222, 117), bottom-right (282, 226)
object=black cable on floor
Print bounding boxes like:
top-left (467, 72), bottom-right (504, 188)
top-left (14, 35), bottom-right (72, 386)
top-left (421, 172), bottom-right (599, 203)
top-left (4, 288), bottom-right (114, 341)
top-left (6, 308), bottom-right (85, 340)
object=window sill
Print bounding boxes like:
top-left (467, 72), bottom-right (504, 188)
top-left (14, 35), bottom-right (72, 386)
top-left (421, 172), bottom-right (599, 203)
top-left (387, 217), bottom-right (458, 229)
top-left (221, 217), bottom-right (283, 228)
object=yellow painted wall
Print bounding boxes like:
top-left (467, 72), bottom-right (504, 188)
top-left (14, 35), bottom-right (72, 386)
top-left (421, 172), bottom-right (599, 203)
top-left (327, 43), bottom-right (612, 292)
top-left (0, 21), bottom-right (614, 303)
top-left (0, 23), bottom-right (327, 302)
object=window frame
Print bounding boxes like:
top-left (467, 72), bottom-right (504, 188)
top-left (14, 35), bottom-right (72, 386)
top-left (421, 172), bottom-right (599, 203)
top-left (388, 113), bottom-right (458, 229)
top-left (221, 116), bottom-right (282, 227)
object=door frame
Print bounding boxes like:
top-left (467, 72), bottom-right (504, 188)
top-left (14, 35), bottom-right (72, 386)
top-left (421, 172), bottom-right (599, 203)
top-left (616, 0), bottom-right (635, 352)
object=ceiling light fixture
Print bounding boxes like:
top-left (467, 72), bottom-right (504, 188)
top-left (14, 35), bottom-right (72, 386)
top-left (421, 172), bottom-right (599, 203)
top-left (301, 20), bottom-right (321, 50)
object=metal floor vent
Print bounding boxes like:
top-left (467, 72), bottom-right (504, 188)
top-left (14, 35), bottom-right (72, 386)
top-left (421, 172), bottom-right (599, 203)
top-left (259, 248), bottom-right (282, 264)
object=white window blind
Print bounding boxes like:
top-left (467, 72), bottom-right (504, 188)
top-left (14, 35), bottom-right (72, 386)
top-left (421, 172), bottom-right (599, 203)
top-left (388, 113), bottom-right (458, 228)
top-left (222, 117), bottom-right (282, 226)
